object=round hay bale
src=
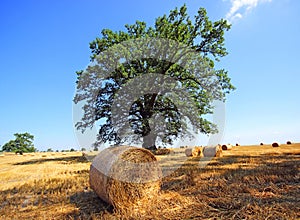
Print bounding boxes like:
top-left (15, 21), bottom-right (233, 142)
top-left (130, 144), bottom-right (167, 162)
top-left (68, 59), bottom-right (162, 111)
top-left (236, 143), bottom-right (240, 146)
top-left (184, 147), bottom-right (203, 157)
top-left (191, 147), bottom-right (199, 157)
top-left (286, 141), bottom-right (292, 145)
top-left (154, 148), bottom-right (171, 155)
top-left (203, 146), bottom-right (223, 157)
top-left (221, 144), bottom-right (233, 150)
top-left (193, 146), bottom-right (203, 157)
top-left (90, 146), bottom-right (161, 209)
top-left (185, 148), bottom-right (193, 157)
top-left (260, 143), bottom-right (264, 146)
top-left (272, 142), bottom-right (280, 147)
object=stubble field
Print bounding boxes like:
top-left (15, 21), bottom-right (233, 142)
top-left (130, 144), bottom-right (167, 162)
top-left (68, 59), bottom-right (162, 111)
top-left (0, 144), bottom-right (299, 219)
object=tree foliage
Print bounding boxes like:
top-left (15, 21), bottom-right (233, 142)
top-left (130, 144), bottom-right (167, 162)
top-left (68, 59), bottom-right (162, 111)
top-left (2, 133), bottom-right (36, 153)
top-left (74, 5), bottom-right (235, 150)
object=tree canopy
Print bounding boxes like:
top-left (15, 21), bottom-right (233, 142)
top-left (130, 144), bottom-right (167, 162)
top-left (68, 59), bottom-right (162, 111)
top-left (74, 4), bottom-right (235, 150)
top-left (1, 132), bottom-right (36, 153)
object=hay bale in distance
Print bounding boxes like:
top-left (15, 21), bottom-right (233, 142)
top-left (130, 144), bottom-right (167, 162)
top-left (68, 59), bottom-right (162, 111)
top-left (185, 148), bottom-right (193, 157)
top-left (260, 143), bottom-right (264, 146)
top-left (222, 144), bottom-right (233, 150)
top-left (90, 146), bottom-right (161, 209)
top-left (184, 146), bottom-right (203, 157)
top-left (154, 148), bottom-right (172, 155)
top-left (203, 146), bottom-right (223, 157)
top-left (286, 141), bottom-right (292, 145)
top-left (236, 143), bottom-right (240, 146)
top-left (272, 142), bottom-right (280, 147)
top-left (193, 146), bottom-right (203, 157)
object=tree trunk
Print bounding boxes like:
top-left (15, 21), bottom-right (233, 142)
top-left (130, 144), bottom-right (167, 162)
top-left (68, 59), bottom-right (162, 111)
top-left (142, 133), bottom-right (157, 151)
top-left (141, 93), bottom-right (158, 151)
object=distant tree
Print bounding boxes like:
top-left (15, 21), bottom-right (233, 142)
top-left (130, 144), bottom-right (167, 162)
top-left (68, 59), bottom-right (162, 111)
top-left (93, 146), bottom-right (99, 151)
top-left (81, 147), bottom-right (87, 151)
top-left (74, 4), bottom-right (234, 150)
top-left (70, 148), bottom-right (75, 152)
top-left (2, 140), bottom-right (15, 152)
top-left (47, 148), bottom-right (53, 152)
top-left (1, 133), bottom-right (36, 153)
top-left (56, 150), bottom-right (59, 152)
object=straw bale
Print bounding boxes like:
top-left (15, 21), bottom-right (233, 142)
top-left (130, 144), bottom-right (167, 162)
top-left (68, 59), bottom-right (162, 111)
top-left (203, 146), bottom-right (223, 157)
top-left (90, 146), bottom-right (161, 209)
top-left (272, 142), bottom-right (280, 147)
top-left (154, 148), bottom-right (172, 155)
top-left (222, 144), bottom-right (233, 150)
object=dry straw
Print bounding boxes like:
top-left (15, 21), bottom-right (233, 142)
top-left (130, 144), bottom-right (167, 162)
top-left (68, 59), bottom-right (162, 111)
top-left (90, 146), bottom-right (162, 209)
top-left (203, 146), bottom-right (223, 157)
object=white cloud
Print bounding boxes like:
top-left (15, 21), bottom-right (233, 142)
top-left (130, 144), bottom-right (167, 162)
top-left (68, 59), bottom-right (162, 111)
top-left (225, 0), bottom-right (272, 23)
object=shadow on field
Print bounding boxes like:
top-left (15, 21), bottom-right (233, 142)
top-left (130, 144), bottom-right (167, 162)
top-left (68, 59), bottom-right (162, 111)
top-left (162, 153), bottom-right (300, 191)
top-left (69, 190), bottom-right (113, 218)
top-left (159, 153), bottom-right (300, 219)
top-left (13, 156), bottom-right (90, 165)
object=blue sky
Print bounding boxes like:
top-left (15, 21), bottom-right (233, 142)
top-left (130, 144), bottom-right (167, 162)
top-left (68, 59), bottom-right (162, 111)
top-left (0, 0), bottom-right (299, 151)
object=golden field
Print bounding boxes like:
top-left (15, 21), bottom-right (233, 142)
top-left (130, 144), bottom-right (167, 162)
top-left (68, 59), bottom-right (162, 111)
top-left (0, 144), bottom-right (299, 219)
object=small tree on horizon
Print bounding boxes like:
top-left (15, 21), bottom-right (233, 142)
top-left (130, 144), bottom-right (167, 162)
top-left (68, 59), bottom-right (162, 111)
top-left (1, 133), bottom-right (36, 153)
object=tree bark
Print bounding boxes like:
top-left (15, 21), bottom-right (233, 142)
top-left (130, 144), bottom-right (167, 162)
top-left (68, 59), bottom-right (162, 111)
top-left (141, 93), bottom-right (158, 151)
top-left (142, 133), bottom-right (157, 151)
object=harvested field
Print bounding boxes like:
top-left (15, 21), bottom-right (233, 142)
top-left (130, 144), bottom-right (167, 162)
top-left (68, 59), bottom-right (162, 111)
top-left (0, 144), bottom-right (299, 219)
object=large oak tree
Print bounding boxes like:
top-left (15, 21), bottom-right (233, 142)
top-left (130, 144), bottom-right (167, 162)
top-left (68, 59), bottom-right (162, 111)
top-left (74, 5), bottom-right (235, 150)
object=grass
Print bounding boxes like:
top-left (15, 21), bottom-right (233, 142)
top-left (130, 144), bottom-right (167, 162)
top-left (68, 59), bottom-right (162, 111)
top-left (0, 144), bottom-right (299, 219)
